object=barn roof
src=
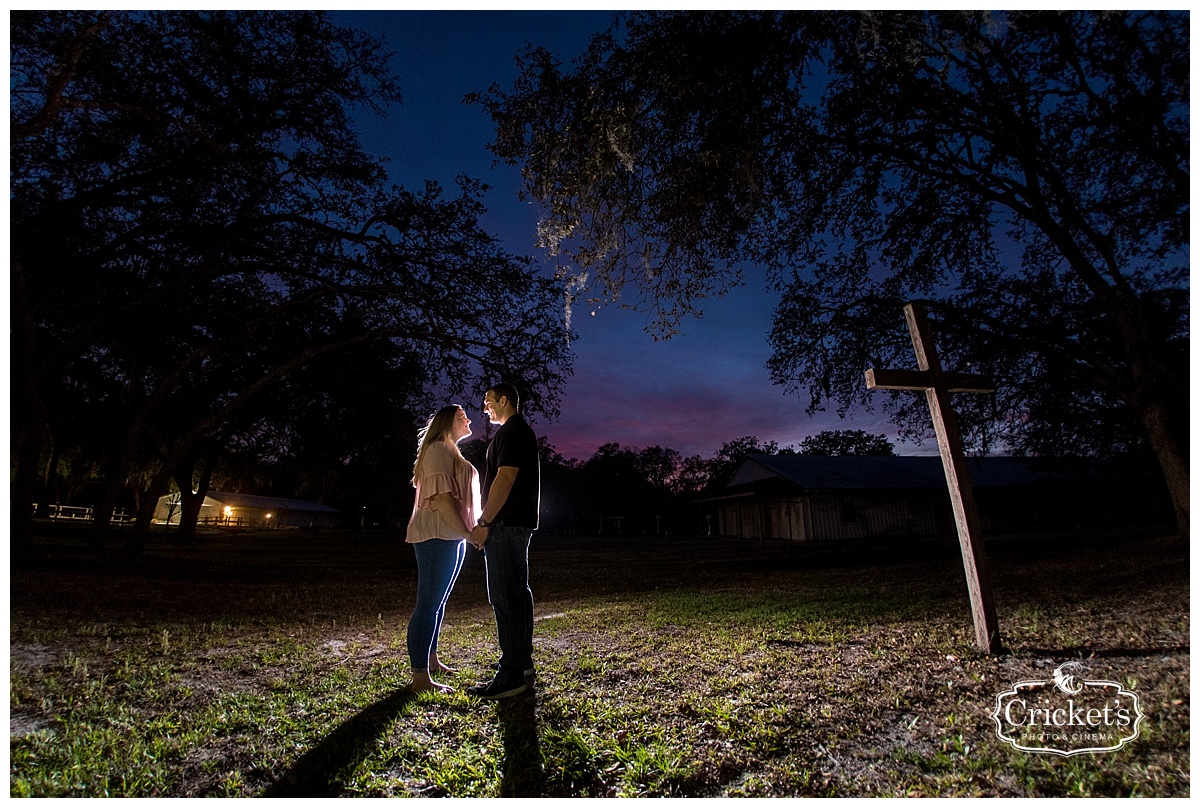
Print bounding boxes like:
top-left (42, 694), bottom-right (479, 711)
top-left (727, 454), bottom-right (1117, 492)
top-left (202, 491), bottom-right (341, 513)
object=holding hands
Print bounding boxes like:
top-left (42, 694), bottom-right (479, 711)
top-left (468, 521), bottom-right (490, 550)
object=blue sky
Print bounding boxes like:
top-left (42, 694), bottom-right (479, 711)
top-left (335, 10), bottom-right (927, 460)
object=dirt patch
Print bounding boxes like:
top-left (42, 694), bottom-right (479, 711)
top-left (10, 643), bottom-right (61, 674)
top-left (10, 710), bottom-right (57, 739)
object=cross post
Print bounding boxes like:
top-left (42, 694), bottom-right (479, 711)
top-left (865, 302), bottom-right (1002, 654)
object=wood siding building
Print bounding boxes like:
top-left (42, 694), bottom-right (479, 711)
top-left (701, 455), bottom-right (1170, 542)
top-left (153, 491), bottom-right (343, 529)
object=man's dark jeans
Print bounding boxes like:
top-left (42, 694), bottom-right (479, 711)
top-left (483, 525), bottom-right (534, 677)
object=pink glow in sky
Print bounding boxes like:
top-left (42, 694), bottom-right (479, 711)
top-left (532, 282), bottom-right (916, 460)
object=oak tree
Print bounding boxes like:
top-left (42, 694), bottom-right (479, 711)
top-left (11, 11), bottom-right (572, 551)
top-left (477, 11), bottom-right (1189, 532)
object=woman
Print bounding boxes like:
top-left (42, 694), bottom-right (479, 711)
top-left (405, 404), bottom-right (480, 693)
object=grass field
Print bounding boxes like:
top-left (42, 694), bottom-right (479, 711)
top-left (9, 525), bottom-right (1190, 797)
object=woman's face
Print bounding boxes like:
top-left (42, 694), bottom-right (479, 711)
top-left (449, 407), bottom-right (472, 443)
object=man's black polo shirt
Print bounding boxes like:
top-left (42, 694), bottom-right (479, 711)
top-left (483, 412), bottom-right (540, 530)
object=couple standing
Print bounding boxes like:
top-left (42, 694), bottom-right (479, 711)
top-left (403, 382), bottom-right (539, 700)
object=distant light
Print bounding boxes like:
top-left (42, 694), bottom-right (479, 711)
top-left (223, 506), bottom-right (233, 518)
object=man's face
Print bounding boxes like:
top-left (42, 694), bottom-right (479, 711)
top-left (483, 392), bottom-right (501, 425)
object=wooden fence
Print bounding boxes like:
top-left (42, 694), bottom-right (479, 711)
top-left (33, 504), bottom-right (136, 523)
top-left (194, 516), bottom-right (276, 528)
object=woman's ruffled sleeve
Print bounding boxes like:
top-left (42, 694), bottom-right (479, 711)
top-left (415, 445), bottom-right (459, 509)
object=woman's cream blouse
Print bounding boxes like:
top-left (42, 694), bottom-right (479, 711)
top-left (406, 441), bottom-right (481, 543)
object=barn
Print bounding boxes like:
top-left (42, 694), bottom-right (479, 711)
top-left (701, 454), bottom-right (1170, 541)
top-left (153, 491), bottom-right (344, 529)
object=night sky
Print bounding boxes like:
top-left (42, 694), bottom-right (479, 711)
top-left (336, 10), bottom-right (921, 461)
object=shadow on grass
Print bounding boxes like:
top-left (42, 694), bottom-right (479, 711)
top-left (260, 687), bottom-right (417, 797)
top-left (495, 685), bottom-right (544, 797)
top-left (260, 684), bottom-right (543, 798)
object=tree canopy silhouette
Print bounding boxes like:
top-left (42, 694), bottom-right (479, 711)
top-left (476, 10), bottom-right (1188, 532)
top-left (11, 11), bottom-right (572, 551)
top-left (799, 430), bottom-right (895, 457)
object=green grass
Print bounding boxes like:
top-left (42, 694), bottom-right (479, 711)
top-left (10, 527), bottom-right (1190, 797)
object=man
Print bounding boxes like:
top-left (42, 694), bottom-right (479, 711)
top-left (467, 382), bottom-right (540, 699)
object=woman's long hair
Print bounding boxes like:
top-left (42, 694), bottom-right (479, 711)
top-left (412, 405), bottom-right (464, 485)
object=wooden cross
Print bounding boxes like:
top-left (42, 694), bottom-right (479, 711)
top-left (865, 302), bottom-right (1002, 654)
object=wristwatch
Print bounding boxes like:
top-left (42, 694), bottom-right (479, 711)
top-left (476, 517), bottom-right (491, 529)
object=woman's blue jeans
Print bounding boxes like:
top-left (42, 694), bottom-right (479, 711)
top-left (407, 538), bottom-right (467, 672)
top-left (483, 525), bottom-right (535, 677)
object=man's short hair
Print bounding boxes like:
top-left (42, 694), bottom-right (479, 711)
top-left (489, 382), bottom-right (520, 410)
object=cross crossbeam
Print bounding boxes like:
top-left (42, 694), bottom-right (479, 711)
top-left (866, 302), bottom-right (1002, 654)
top-left (864, 368), bottom-right (994, 395)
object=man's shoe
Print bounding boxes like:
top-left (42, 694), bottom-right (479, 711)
top-left (467, 674), bottom-right (528, 700)
top-left (491, 661), bottom-right (536, 678)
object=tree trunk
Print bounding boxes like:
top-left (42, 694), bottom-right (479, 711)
top-left (1132, 392), bottom-right (1189, 536)
top-left (10, 253), bottom-right (51, 557)
top-left (90, 366), bottom-right (160, 549)
top-left (126, 464), bottom-right (173, 555)
top-left (11, 422), bottom-right (43, 557)
top-left (42, 443), bottom-right (62, 515)
top-left (175, 452), bottom-right (215, 538)
top-left (177, 489), bottom-right (207, 536)
top-left (127, 439), bottom-right (218, 551)
top-left (89, 466), bottom-right (127, 550)
top-left (1119, 301), bottom-right (1190, 536)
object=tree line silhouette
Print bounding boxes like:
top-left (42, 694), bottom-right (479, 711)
top-left (13, 11), bottom-right (1186, 555)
